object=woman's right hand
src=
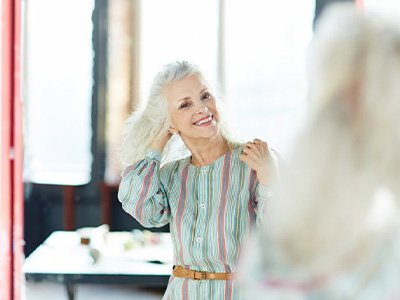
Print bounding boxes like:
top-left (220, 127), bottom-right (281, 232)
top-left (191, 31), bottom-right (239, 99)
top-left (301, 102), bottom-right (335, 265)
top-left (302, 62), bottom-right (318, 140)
top-left (149, 127), bottom-right (173, 152)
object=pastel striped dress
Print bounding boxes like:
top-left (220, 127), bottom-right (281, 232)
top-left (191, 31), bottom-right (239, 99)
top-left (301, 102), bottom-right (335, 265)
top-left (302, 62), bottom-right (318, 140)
top-left (118, 145), bottom-right (271, 299)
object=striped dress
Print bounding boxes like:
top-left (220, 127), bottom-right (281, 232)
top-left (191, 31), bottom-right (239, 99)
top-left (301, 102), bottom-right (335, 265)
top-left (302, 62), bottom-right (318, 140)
top-left (118, 145), bottom-right (271, 299)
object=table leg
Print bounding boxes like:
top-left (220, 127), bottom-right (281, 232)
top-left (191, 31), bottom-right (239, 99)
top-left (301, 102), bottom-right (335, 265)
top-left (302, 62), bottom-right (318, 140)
top-left (63, 186), bottom-right (76, 230)
top-left (100, 183), bottom-right (111, 226)
top-left (65, 283), bottom-right (76, 300)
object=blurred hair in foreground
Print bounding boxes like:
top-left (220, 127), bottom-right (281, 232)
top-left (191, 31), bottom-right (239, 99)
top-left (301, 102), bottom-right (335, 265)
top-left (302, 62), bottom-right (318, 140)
top-left (240, 3), bottom-right (400, 299)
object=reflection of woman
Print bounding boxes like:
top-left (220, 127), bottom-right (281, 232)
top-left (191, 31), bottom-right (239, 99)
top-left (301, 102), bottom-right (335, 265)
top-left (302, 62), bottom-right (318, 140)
top-left (118, 61), bottom-right (278, 299)
top-left (240, 4), bottom-right (400, 299)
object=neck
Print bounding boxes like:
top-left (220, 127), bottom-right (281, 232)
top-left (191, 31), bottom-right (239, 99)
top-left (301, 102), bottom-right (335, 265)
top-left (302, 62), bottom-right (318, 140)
top-left (184, 135), bottom-right (229, 167)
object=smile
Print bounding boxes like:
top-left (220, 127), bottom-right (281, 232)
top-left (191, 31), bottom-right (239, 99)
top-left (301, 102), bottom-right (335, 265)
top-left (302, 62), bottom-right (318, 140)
top-left (193, 114), bottom-right (213, 126)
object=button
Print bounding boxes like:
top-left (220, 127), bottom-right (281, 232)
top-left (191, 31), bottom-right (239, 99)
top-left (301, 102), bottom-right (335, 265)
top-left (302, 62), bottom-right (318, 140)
top-left (200, 168), bottom-right (207, 174)
top-left (200, 203), bottom-right (206, 209)
top-left (196, 237), bottom-right (202, 242)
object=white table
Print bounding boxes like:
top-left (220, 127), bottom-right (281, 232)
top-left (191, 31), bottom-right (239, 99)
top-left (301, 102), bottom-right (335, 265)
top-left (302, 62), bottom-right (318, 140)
top-left (23, 231), bottom-right (173, 300)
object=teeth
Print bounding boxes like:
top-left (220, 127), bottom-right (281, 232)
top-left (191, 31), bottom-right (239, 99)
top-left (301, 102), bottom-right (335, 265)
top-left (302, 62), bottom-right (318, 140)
top-left (195, 115), bottom-right (212, 125)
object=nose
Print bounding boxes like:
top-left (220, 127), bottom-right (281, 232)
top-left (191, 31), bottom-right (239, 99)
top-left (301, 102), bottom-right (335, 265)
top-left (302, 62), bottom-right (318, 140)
top-left (195, 100), bottom-right (208, 113)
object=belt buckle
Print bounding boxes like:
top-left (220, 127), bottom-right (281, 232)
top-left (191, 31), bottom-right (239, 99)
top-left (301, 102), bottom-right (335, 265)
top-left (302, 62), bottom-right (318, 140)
top-left (193, 271), bottom-right (206, 280)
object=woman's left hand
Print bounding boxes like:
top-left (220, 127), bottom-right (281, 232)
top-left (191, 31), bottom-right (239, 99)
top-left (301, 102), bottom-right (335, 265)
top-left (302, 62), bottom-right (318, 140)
top-left (239, 139), bottom-right (277, 186)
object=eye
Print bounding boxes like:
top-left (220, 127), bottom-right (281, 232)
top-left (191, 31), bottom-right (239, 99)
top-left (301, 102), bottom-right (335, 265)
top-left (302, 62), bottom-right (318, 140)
top-left (201, 92), bottom-right (212, 101)
top-left (179, 102), bottom-right (191, 110)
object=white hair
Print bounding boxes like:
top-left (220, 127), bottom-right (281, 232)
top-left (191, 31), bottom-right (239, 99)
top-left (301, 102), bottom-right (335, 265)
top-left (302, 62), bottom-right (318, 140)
top-left (118, 61), bottom-right (234, 170)
top-left (252, 3), bottom-right (400, 287)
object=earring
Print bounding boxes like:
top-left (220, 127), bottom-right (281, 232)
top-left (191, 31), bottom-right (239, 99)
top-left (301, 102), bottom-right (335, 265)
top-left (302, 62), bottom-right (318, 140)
top-left (169, 126), bottom-right (178, 135)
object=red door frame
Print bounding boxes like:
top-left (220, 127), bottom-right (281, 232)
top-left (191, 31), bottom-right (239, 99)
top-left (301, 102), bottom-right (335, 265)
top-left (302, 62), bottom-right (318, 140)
top-left (1, 0), bottom-right (23, 299)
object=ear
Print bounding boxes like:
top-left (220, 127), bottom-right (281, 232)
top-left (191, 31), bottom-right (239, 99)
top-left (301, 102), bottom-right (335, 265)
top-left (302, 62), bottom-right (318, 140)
top-left (169, 126), bottom-right (178, 135)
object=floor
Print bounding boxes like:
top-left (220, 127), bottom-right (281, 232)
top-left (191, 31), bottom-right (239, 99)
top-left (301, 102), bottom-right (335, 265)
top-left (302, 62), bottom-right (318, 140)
top-left (24, 282), bottom-right (165, 300)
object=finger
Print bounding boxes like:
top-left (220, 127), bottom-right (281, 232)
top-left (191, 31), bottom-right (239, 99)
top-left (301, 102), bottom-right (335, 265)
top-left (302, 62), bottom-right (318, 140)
top-left (244, 142), bottom-right (262, 157)
top-left (242, 147), bottom-right (260, 160)
top-left (240, 157), bottom-right (259, 173)
top-left (254, 140), bottom-right (269, 157)
top-left (259, 142), bottom-right (270, 156)
top-left (248, 140), bottom-right (266, 149)
top-left (253, 139), bottom-right (268, 150)
top-left (243, 145), bottom-right (258, 155)
top-left (239, 154), bottom-right (257, 168)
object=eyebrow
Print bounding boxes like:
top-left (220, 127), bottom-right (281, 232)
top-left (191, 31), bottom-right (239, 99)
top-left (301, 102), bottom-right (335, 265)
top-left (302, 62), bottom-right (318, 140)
top-left (177, 88), bottom-right (209, 103)
top-left (178, 97), bottom-right (190, 103)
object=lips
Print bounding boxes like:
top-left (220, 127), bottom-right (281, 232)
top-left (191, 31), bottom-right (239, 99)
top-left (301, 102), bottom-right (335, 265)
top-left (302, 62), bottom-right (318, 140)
top-left (193, 114), bottom-right (213, 126)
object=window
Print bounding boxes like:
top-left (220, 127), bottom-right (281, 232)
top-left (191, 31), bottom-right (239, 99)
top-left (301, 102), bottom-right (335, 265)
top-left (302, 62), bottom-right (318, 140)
top-left (139, 0), bottom-right (315, 156)
top-left (24, 0), bottom-right (94, 185)
top-left (225, 1), bottom-right (314, 155)
top-left (140, 0), bottom-right (219, 101)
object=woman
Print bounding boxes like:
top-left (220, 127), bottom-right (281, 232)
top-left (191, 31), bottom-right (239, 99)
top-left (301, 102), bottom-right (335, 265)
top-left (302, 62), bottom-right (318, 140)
top-left (239, 3), bottom-right (400, 299)
top-left (118, 61), bottom-right (278, 299)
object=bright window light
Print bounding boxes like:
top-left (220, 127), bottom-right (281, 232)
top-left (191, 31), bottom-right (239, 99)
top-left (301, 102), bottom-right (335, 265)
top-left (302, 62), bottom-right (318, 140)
top-left (225, 0), bottom-right (314, 155)
top-left (140, 0), bottom-right (219, 104)
top-left (141, 0), bottom-right (314, 156)
top-left (24, 0), bottom-right (94, 185)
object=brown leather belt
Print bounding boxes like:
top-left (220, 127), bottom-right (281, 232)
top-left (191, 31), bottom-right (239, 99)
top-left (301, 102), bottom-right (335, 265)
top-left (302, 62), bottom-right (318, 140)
top-left (172, 265), bottom-right (235, 280)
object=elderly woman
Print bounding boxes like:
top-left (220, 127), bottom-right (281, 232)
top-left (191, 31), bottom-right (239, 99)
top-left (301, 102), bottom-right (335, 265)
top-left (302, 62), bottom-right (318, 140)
top-left (118, 61), bottom-right (278, 299)
top-left (240, 3), bottom-right (400, 299)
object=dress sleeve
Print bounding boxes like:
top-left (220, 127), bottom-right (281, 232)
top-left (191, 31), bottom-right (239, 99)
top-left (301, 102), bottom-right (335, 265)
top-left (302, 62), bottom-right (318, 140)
top-left (255, 184), bottom-right (275, 228)
top-left (252, 148), bottom-right (281, 228)
top-left (118, 149), bottom-right (170, 228)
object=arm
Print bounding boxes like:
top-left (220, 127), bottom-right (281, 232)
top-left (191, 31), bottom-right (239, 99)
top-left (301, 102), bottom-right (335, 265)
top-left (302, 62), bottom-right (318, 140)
top-left (240, 139), bottom-right (280, 227)
top-left (118, 149), bottom-right (171, 228)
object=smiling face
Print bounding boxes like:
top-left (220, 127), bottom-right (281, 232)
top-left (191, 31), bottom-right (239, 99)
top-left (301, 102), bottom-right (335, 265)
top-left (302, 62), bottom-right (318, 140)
top-left (163, 74), bottom-right (221, 143)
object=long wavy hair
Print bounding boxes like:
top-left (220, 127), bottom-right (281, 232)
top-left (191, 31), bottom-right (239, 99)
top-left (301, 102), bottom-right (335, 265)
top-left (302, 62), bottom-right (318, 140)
top-left (243, 3), bottom-right (400, 291)
top-left (118, 61), bottom-right (235, 170)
